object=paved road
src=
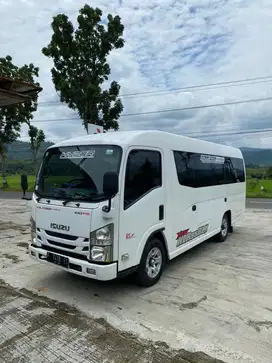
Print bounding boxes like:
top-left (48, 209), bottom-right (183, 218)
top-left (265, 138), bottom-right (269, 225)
top-left (1, 191), bottom-right (272, 209)
top-left (246, 198), bottom-right (272, 209)
top-left (0, 191), bottom-right (32, 200)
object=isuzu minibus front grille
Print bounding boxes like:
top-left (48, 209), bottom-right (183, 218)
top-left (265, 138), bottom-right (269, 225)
top-left (45, 230), bottom-right (78, 241)
top-left (37, 228), bottom-right (90, 260)
top-left (47, 240), bottom-right (76, 250)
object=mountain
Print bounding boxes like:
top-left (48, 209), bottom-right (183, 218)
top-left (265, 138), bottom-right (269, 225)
top-left (240, 147), bottom-right (272, 167)
top-left (6, 140), bottom-right (54, 161)
top-left (4, 141), bottom-right (272, 167)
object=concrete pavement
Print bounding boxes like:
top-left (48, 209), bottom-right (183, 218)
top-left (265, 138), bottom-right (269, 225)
top-left (0, 198), bottom-right (272, 363)
top-left (2, 280), bottom-right (218, 363)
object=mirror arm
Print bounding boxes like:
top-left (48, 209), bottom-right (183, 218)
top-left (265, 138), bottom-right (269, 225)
top-left (102, 197), bottom-right (112, 213)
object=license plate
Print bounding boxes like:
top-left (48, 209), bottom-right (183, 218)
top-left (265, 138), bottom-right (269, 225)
top-left (47, 253), bottom-right (69, 268)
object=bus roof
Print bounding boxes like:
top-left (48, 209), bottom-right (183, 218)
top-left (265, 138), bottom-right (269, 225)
top-left (50, 130), bottom-right (243, 158)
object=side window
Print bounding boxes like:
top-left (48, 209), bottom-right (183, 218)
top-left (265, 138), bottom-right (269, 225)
top-left (173, 151), bottom-right (194, 187)
top-left (211, 162), bottom-right (225, 185)
top-left (174, 152), bottom-right (245, 187)
top-left (124, 150), bottom-right (162, 209)
top-left (231, 158), bottom-right (245, 182)
top-left (194, 154), bottom-right (214, 187)
top-left (174, 151), bottom-right (214, 187)
top-left (224, 158), bottom-right (237, 184)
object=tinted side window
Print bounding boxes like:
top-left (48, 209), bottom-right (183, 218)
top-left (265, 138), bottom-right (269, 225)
top-left (211, 162), bottom-right (225, 185)
top-left (191, 154), bottom-right (214, 187)
top-left (173, 151), bottom-right (194, 187)
top-left (174, 151), bottom-right (214, 187)
top-left (124, 150), bottom-right (162, 209)
top-left (224, 158), bottom-right (237, 184)
top-left (231, 158), bottom-right (245, 182)
top-left (174, 152), bottom-right (241, 187)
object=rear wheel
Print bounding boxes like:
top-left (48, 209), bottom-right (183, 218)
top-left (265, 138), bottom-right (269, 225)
top-left (135, 238), bottom-right (166, 287)
top-left (215, 213), bottom-right (230, 242)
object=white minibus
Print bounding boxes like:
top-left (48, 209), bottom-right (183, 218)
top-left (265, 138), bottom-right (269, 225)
top-left (29, 130), bottom-right (246, 286)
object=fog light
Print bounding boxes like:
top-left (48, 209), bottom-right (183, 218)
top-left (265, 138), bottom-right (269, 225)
top-left (31, 251), bottom-right (36, 257)
top-left (86, 268), bottom-right (96, 275)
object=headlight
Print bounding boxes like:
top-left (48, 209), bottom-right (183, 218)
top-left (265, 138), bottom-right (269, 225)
top-left (30, 216), bottom-right (41, 247)
top-left (90, 224), bottom-right (113, 246)
top-left (90, 224), bottom-right (114, 262)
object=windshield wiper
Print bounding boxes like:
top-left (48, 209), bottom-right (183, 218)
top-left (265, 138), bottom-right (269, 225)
top-left (62, 193), bottom-right (103, 206)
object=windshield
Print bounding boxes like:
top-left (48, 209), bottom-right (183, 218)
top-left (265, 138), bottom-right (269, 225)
top-left (35, 145), bottom-right (122, 202)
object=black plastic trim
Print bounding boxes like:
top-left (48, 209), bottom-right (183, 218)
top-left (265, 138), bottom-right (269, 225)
top-left (159, 205), bottom-right (164, 220)
top-left (117, 265), bottom-right (139, 278)
top-left (148, 227), bottom-right (165, 238)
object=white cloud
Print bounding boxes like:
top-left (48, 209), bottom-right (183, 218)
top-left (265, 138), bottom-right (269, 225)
top-left (1, 0), bottom-right (272, 147)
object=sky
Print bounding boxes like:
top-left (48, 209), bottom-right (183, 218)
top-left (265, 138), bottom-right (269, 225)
top-left (1, 0), bottom-right (272, 148)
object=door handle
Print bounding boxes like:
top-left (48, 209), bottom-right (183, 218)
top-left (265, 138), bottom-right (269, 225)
top-left (192, 205), bottom-right (196, 211)
top-left (224, 197), bottom-right (227, 202)
top-left (159, 205), bottom-right (164, 220)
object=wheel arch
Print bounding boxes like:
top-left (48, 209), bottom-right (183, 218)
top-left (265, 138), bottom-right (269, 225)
top-left (136, 227), bottom-right (169, 265)
top-left (225, 209), bottom-right (233, 232)
top-left (145, 228), bottom-right (169, 259)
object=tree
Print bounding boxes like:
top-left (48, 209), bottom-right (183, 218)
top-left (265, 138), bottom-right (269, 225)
top-left (42, 5), bottom-right (124, 132)
top-left (0, 120), bottom-right (20, 186)
top-left (267, 167), bottom-right (272, 179)
top-left (28, 125), bottom-right (45, 173)
top-left (0, 55), bottom-right (39, 185)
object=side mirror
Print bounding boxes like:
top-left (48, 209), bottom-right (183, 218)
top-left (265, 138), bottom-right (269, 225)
top-left (102, 172), bottom-right (118, 213)
top-left (103, 172), bottom-right (119, 198)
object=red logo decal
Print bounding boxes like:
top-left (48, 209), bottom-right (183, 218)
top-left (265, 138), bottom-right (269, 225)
top-left (96, 128), bottom-right (101, 133)
top-left (176, 229), bottom-right (189, 240)
top-left (126, 233), bottom-right (135, 240)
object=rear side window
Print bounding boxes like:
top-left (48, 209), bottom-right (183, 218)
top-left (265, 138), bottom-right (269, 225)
top-left (173, 151), bottom-right (215, 187)
top-left (224, 158), bottom-right (237, 184)
top-left (231, 157), bottom-right (245, 182)
top-left (173, 151), bottom-right (195, 187)
top-left (174, 151), bottom-right (243, 187)
top-left (124, 150), bottom-right (162, 209)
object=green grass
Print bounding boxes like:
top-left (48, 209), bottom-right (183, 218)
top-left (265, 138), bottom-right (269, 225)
top-left (246, 179), bottom-right (272, 198)
top-left (0, 175), bottom-right (36, 192)
top-left (1, 174), bottom-right (272, 198)
top-left (246, 167), bottom-right (269, 174)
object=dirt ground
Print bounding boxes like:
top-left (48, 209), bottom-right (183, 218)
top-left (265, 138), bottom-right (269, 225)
top-left (0, 199), bottom-right (271, 363)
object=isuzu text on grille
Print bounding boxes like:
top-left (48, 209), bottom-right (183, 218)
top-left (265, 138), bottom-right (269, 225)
top-left (50, 223), bottom-right (70, 232)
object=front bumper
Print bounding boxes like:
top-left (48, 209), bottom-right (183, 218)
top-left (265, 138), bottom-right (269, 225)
top-left (29, 245), bottom-right (117, 281)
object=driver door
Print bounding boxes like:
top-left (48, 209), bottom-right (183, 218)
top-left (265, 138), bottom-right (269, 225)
top-left (118, 147), bottom-right (165, 272)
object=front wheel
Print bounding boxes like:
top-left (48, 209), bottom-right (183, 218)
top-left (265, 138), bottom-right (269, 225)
top-left (215, 213), bottom-right (230, 242)
top-left (135, 238), bottom-right (166, 287)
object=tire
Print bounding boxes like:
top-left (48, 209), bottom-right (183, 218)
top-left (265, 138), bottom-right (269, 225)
top-left (135, 238), bottom-right (166, 287)
top-left (215, 213), bottom-right (230, 242)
